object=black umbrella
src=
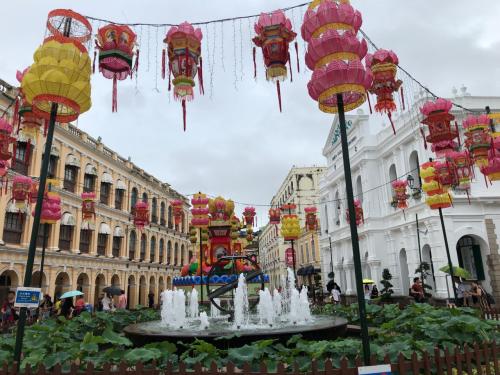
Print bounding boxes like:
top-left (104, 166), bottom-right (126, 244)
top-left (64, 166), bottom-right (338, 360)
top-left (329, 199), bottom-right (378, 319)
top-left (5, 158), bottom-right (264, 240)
top-left (102, 286), bottom-right (121, 296)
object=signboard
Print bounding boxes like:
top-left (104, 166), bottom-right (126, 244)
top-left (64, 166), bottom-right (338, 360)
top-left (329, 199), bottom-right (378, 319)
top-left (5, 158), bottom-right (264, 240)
top-left (358, 364), bottom-right (392, 375)
top-left (285, 248), bottom-right (294, 267)
top-left (14, 287), bottom-right (42, 308)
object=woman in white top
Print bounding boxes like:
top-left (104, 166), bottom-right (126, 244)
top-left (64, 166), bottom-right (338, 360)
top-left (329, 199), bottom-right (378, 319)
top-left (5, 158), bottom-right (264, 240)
top-left (102, 294), bottom-right (114, 312)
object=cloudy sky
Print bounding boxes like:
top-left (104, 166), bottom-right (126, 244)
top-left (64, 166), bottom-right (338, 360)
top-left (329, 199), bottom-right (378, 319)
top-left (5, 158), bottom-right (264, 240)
top-left (1, 0), bottom-right (500, 226)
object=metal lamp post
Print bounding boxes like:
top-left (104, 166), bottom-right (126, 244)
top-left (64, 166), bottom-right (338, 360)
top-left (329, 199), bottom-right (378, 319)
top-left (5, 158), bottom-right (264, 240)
top-left (406, 175), bottom-right (424, 284)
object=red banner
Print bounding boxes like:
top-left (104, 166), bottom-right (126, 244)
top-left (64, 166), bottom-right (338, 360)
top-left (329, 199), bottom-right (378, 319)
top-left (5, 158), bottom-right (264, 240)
top-left (285, 248), bottom-right (294, 268)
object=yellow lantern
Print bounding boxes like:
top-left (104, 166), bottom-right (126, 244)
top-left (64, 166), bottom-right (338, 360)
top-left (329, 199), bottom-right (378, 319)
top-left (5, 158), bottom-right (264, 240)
top-left (281, 215), bottom-right (301, 241)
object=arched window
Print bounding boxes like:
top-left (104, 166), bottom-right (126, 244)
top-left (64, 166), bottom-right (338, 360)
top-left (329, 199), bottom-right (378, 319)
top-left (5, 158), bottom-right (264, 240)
top-left (399, 249), bottom-right (410, 295)
top-left (167, 241), bottom-right (172, 265)
top-left (389, 164), bottom-right (397, 198)
top-left (129, 230), bottom-right (136, 260)
top-left (457, 236), bottom-right (485, 281)
top-left (356, 175), bottom-right (363, 203)
top-left (160, 201), bottom-right (166, 226)
top-left (409, 151), bottom-right (421, 189)
top-left (168, 205), bottom-right (173, 229)
top-left (174, 243), bottom-right (179, 265)
top-left (140, 234), bottom-right (147, 261)
top-left (180, 244), bottom-right (185, 265)
top-left (131, 187), bottom-right (138, 210)
top-left (142, 192), bottom-right (148, 204)
top-left (151, 198), bottom-right (158, 224)
top-left (159, 239), bottom-right (165, 263)
top-left (150, 236), bottom-right (156, 262)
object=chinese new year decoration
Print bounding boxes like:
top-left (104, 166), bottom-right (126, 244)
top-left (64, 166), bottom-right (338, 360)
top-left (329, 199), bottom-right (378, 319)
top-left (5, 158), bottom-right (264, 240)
top-left (81, 192), bottom-right (96, 221)
top-left (21, 9), bottom-right (92, 123)
top-left (133, 201), bottom-right (150, 230)
top-left (0, 119), bottom-right (15, 178)
top-left (35, 179), bottom-right (62, 224)
top-left (420, 161), bottom-right (452, 210)
top-left (420, 98), bottom-right (459, 157)
top-left (191, 192), bottom-right (209, 228)
top-left (304, 206), bottom-right (318, 231)
top-left (268, 207), bottom-right (281, 225)
top-left (162, 22), bottom-right (203, 131)
top-left (463, 115), bottom-right (491, 167)
top-left (365, 49), bottom-right (403, 135)
top-left (391, 180), bottom-right (408, 209)
top-left (253, 10), bottom-right (297, 112)
top-left (242, 206), bottom-right (256, 242)
top-left (480, 133), bottom-right (500, 184)
top-left (448, 151), bottom-right (472, 194)
top-left (346, 199), bottom-right (364, 226)
top-left (281, 213), bottom-right (300, 240)
top-left (302, 0), bottom-right (372, 113)
top-left (95, 24), bottom-right (138, 112)
top-left (12, 176), bottom-right (33, 209)
top-left (171, 199), bottom-right (183, 226)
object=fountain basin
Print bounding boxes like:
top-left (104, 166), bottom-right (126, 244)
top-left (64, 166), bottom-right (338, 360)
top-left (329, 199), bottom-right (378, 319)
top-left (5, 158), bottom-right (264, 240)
top-left (124, 315), bottom-right (348, 347)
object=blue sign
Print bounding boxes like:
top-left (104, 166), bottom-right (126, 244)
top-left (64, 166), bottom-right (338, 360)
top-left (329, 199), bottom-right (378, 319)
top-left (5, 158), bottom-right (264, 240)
top-left (14, 287), bottom-right (42, 308)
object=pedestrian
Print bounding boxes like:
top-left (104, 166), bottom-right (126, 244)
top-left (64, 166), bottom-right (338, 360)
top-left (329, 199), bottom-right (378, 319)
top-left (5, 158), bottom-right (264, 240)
top-left (468, 281), bottom-right (489, 310)
top-left (60, 297), bottom-right (74, 319)
top-left (117, 290), bottom-right (127, 309)
top-left (39, 294), bottom-right (53, 320)
top-left (102, 293), bottom-right (114, 312)
top-left (331, 283), bottom-right (341, 305)
top-left (410, 277), bottom-right (425, 303)
top-left (364, 284), bottom-right (371, 303)
top-left (453, 277), bottom-right (467, 307)
top-left (1, 291), bottom-right (17, 328)
top-left (54, 297), bottom-right (62, 316)
top-left (371, 285), bottom-right (379, 299)
top-left (148, 291), bottom-right (154, 308)
top-left (73, 295), bottom-right (86, 317)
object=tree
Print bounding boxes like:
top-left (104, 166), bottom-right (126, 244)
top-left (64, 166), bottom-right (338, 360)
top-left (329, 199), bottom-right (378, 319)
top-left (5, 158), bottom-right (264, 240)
top-left (415, 262), bottom-right (433, 298)
top-left (380, 268), bottom-right (394, 300)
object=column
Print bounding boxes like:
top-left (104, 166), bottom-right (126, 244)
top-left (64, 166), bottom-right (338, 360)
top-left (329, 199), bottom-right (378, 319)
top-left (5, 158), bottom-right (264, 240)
top-left (106, 230), bottom-right (113, 258)
top-left (144, 233), bottom-right (151, 263)
top-left (73, 214), bottom-right (81, 254)
top-left (48, 267), bottom-right (58, 298)
top-left (120, 228), bottom-right (128, 259)
top-left (88, 270), bottom-right (96, 308)
top-left (90, 221), bottom-right (98, 256)
top-left (0, 196), bottom-right (8, 244)
top-left (76, 154), bottom-right (88, 196)
top-left (50, 222), bottom-right (61, 251)
top-left (345, 263), bottom-right (354, 295)
top-left (21, 210), bottom-right (32, 248)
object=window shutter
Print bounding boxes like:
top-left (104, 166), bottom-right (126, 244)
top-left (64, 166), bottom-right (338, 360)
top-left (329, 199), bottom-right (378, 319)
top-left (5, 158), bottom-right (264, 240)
top-left (472, 245), bottom-right (485, 281)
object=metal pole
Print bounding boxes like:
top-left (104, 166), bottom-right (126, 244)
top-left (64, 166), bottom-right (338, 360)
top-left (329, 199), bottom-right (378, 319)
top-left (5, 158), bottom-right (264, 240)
top-left (199, 227), bottom-right (203, 304)
top-left (291, 239), bottom-right (296, 283)
top-left (38, 223), bottom-right (49, 289)
top-left (416, 214), bottom-right (424, 287)
top-left (329, 236), bottom-right (334, 274)
top-left (438, 208), bottom-right (457, 303)
top-left (336, 93), bottom-right (370, 364)
top-left (14, 102), bottom-right (58, 364)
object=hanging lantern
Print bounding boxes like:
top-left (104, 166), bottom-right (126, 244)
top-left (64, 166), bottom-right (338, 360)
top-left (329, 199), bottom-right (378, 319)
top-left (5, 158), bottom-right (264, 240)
top-left (304, 206), bottom-right (318, 231)
top-left (21, 10), bottom-right (92, 123)
top-left (268, 207), bottom-right (281, 225)
top-left (133, 201), bottom-right (150, 230)
top-left (253, 10), bottom-right (297, 112)
top-left (480, 134), bottom-right (500, 183)
top-left (0, 119), bottom-right (15, 169)
top-left (391, 180), bottom-right (408, 209)
top-left (81, 192), bottom-right (96, 221)
top-left (17, 68), bottom-right (45, 139)
top-left (463, 115), bottom-right (491, 167)
top-left (302, 0), bottom-right (372, 114)
top-left (208, 196), bottom-right (234, 223)
top-left (281, 214), bottom-right (300, 241)
top-left (12, 176), bottom-right (33, 208)
top-left (163, 22), bottom-right (203, 131)
top-left (281, 203), bottom-right (297, 215)
top-left (243, 207), bottom-right (256, 227)
top-left (37, 192), bottom-right (62, 224)
top-left (0, 161), bottom-right (9, 179)
top-left (420, 98), bottom-right (458, 157)
top-left (189, 226), bottom-right (198, 244)
top-left (447, 151), bottom-right (472, 192)
top-left (346, 199), bottom-right (364, 226)
top-left (420, 161), bottom-right (452, 210)
top-left (191, 192), bottom-right (209, 228)
top-left (171, 199), bottom-right (183, 225)
top-left (365, 49), bottom-right (403, 135)
top-left (95, 24), bottom-right (138, 112)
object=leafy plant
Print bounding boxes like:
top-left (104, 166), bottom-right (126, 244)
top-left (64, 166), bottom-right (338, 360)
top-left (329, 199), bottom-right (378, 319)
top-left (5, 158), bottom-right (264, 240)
top-left (380, 268), bottom-right (394, 300)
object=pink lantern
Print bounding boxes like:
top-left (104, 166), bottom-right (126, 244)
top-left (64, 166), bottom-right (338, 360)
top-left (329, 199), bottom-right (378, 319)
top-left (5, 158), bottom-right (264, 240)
top-left (133, 201), bottom-right (150, 230)
top-left (243, 207), bottom-right (256, 227)
top-left (420, 98), bottom-right (459, 157)
top-left (481, 135), bottom-right (500, 184)
top-left (36, 192), bottom-right (62, 224)
top-left (12, 176), bottom-right (33, 208)
top-left (391, 180), bottom-right (408, 209)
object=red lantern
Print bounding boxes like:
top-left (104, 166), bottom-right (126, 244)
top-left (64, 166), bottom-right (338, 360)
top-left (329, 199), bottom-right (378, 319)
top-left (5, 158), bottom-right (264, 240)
top-left (12, 176), bottom-right (32, 208)
top-left (171, 199), bottom-right (183, 225)
top-left (391, 180), bottom-right (408, 209)
top-left (133, 201), bottom-right (150, 230)
top-left (191, 193), bottom-right (209, 228)
top-left (253, 10), bottom-right (297, 112)
top-left (346, 199), bottom-right (364, 226)
top-left (420, 99), bottom-right (459, 157)
top-left (36, 192), bottom-right (62, 224)
top-left (365, 49), bottom-right (403, 135)
top-left (95, 24), bottom-right (138, 112)
top-left (420, 161), bottom-right (452, 210)
top-left (268, 208), bottom-right (281, 225)
top-left (463, 115), bottom-right (491, 167)
top-left (281, 203), bottom-right (297, 215)
top-left (243, 207), bottom-right (256, 227)
top-left (302, 0), bottom-right (372, 114)
top-left (163, 22), bottom-right (203, 131)
top-left (304, 206), bottom-right (318, 231)
top-left (447, 151), bottom-right (472, 192)
top-left (81, 192), bottom-right (96, 221)
top-left (0, 119), bottom-right (15, 174)
top-left (480, 134), bottom-right (500, 184)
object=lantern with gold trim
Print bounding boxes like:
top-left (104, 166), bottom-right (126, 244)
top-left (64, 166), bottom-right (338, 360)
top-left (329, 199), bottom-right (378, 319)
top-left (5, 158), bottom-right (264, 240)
top-left (81, 192), bottom-right (96, 222)
top-left (447, 151), bottom-right (472, 192)
top-left (346, 199), bottom-right (364, 226)
top-left (391, 180), bottom-right (408, 210)
top-left (171, 199), bottom-right (183, 226)
top-left (133, 201), bottom-right (150, 231)
top-left (208, 196), bottom-right (234, 224)
top-left (268, 207), bottom-right (281, 225)
top-left (189, 226), bottom-right (198, 244)
top-left (304, 206), bottom-right (318, 231)
top-left (253, 10), bottom-right (297, 112)
top-left (420, 161), bottom-right (452, 210)
top-left (480, 133), bottom-right (500, 183)
top-left (463, 115), bottom-right (491, 167)
top-left (191, 192), bottom-right (209, 228)
top-left (280, 214), bottom-right (300, 241)
top-left (95, 24), bottom-right (138, 112)
top-left (420, 99), bottom-right (458, 157)
top-left (35, 179), bottom-right (62, 224)
top-left (12, 175), bottom-right (33, 208)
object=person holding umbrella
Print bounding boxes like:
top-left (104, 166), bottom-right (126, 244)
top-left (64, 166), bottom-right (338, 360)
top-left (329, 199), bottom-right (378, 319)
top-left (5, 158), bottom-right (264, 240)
top-left (59, 290), bottom-right (84, 319)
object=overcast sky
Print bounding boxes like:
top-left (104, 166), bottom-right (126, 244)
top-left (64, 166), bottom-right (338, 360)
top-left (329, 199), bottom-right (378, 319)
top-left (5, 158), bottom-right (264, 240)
top-left (1, 1), bottom-right (500, 226)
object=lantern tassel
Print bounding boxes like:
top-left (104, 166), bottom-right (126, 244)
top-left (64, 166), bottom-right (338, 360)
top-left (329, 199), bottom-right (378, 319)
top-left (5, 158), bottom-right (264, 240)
top-left (367, 93), bottom-right (373, 114)
top-left (168, 63), bottom-right (172, 92)
top-left (388, 112), bottom-right (396, 135)
top-left (92, 50), bottom-right (96, 74)
top-left (253, 47), bottom-right (257, 79)
top-left (182, 99), bottom-right (187, 132)
top-left (420, 128), bottom-right (428, 149)
top-left (276, 80), bottom-right (282, 113)
top-left (455, 121), bottom-right (461, 147)
top-left (198, 57), bottom-right (204, 95)
top-left (295, 41), bottom-right (300, 73)
top-left (112, 75), bottom-right (118, 113)
top-left (134, 49), bottom-right (140, 78)
top-left (161, 49), bottom-right (166, 79)
top-left (288, 52), bottom-right (293, 83)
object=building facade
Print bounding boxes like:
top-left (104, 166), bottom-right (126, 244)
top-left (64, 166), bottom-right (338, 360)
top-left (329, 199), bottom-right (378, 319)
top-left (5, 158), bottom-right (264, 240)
top-left (259, 166), bottom-right (325, 289)
top-left (0, 79), bottom-right (191, 308)
top-left (318, 88), bottom-right (500, 301)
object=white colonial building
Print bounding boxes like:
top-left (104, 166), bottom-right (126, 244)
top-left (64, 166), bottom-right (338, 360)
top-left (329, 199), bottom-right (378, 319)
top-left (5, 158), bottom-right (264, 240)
top-left (319, 88), bottom-right (500, 302)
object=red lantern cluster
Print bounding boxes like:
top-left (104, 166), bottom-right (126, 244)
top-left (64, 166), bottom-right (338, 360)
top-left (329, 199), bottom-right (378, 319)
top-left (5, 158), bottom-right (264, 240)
top-left (268, 207), bottom-right (281, 225)
top-left (12, 176), bottom-right (33, 208)
top-left (463, 115), bottom-right (491, 167)
top-left (81, 192), bottom-right (96, 221)
top-left (133, 201), bottom-right (150, 231)
top-left (253, 10), bottom-right (297, 112)
top-left (420, 98), bottom-right (459, 157)
top-left (163, 22), bottom-right (203, 131)
top-left (481, 134), bottom-right (500, 183)
top-left (365, 49), bottom-right (403, 135)
top-left (243, 207), bottom-right (256, 227)
top-left (95, 24), bottom-right (138, 112)
top-left (171, 199), bottom-right (183, 225)
top-left (346, 199), bottom-right (364, 226)
top-left (391, 180), bottom-right (408, 209)
top-left (304, 206), bottom-right (318, 231)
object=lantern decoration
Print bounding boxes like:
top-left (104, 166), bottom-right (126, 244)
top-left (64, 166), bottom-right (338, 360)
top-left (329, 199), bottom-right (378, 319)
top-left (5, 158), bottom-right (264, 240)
top-left (208, 196), bottom-right (235, 223)
top-left (391, 180), bottom-right (408, 209)
top-left (447, 151), bottom-right (472, 192)
top-left (36, 180), bottom-right (62, 224)
top-left (230, 215), bottom-right (241, 241)
top-left (420, 161), bottom-right (452, 210)
top-left (189, 226), bottom-right (198, 244)
top-left (420, 99), bottom-right (459, 157)
top-left (0, 119), bottom-right (15, 178)
top-left (191, 192), bottom-right (209, 228)
top-left (281, 203), bottom-right (297, 215)
top-left (346, 199), bottom-right (364, 226)
top-left (365, 49), bottom-right (403, 135)
top-left (21, 9), bottom-right (92, 123)
top-left (171, 199), bottom-right (183, 226)
top-left (463, 115), bottom-right (491, 167)
top-left (268, 207), bottom-right (281, 225)
top-left (17, 68), bottom-right (45, 140)
top-left (95, 24), bottom-right (138, 112)
top-left (133, 201), bottom-right (150, 231)
top-left (302, 0), bottom-right (372, 114)
top-left (304, 206), bottom-right (318, 231)
top-left (162, 22), bottom-right (203, 131)
top-left (81, 192), bottom-right (96, 222)
top-left (480, 133), bottom-right (500, 184)
top-left (253, 10), bottom-right (297, 112)
top-left (281, 214), bottom-right (300, 241)
top-left (243, 207), bottom-right (256, 227)
top-left (12, 176), bottom-right (33, 208)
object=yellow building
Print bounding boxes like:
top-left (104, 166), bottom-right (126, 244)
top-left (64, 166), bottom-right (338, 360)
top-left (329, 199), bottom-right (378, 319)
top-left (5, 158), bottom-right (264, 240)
top-left (0, 78), bottom-right (191, 308)
top-left (296, 228), bottom-right (321, 288)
